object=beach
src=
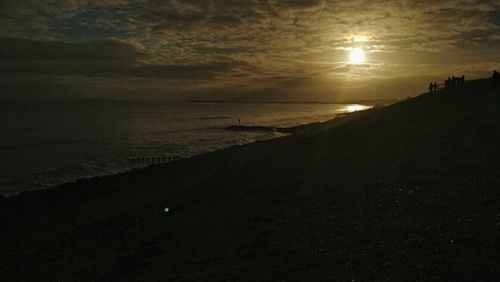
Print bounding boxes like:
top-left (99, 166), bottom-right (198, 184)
top-left (1, 79), bottom-right (500, 281)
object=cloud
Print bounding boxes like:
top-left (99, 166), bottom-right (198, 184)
top-left (0, 37), bottom-right (147, 62)
top-left (0, 37), bottom-right (238, 80)
top-left (0, 0), bottom-right (498, 101)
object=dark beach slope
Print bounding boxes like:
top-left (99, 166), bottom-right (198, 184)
top-left (2, 79), bottom-right (500, 281)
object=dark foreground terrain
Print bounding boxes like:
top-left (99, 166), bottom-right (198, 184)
top-left (1, 79), bottom-right (500, 281)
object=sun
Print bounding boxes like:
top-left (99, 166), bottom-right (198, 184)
top-left (350, 48), bottom-right (365, 64)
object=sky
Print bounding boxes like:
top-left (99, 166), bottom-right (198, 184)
top-left (0, 0), bottom-right (499, 102)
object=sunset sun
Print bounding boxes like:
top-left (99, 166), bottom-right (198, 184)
top-left (350, 48), bottom-right (365, 64)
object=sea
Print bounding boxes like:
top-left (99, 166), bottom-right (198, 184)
top-left (0, 100), bottom-right (370, 195)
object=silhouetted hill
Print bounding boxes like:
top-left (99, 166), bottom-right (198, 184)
top-left (1, 78), bottom-right (499, 281)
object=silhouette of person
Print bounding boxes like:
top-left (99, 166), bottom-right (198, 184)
top-left (461, 75), bottom-right (465, 85)
top-left (429, 82), bottom-right (433, 92)
top-left (238, 118), bottom-right (241, 125)
top-left (433, 82), bottom-right (438, 91)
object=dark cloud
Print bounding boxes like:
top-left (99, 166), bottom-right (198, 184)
top-left (491, 8), bottom-right (500, 26)
top-left (278, 0), bottom-right (323, 9)
top-left (0, 37), bottom-right (147, 62)
top-left (0, 60), bottom-right (235, 80)
top-left (209, 16), bottom-right (244, 28)
top-left (0, 37), bottom-right (239, 80)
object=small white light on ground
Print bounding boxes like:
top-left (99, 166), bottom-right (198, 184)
top-left (164, 207), bottom-right (170, 213)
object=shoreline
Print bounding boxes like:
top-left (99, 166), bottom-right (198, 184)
top-left (1, 108), bottom-right (372, 199)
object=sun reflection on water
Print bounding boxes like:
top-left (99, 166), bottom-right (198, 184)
top-left (345, 104), bottom-right (371, 112)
